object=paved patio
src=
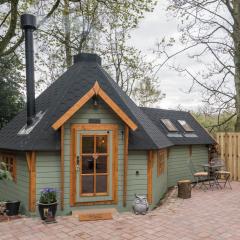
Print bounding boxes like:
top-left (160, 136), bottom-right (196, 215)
top-left (1, 182), bottom-right (240, 240)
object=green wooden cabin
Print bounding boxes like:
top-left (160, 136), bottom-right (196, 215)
top-left (0, 53), bottom-right (215, 215)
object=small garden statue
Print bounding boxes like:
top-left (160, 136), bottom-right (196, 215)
top-left (38, 188), bottom-right (58, 223)
top-left (132, 194), bottom-right (149, 215)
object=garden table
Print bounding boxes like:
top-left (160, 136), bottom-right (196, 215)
top-left (200, 163), bottom-right (224, 189)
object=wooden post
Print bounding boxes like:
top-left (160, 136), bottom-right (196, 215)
top-left (147, 150), bottom-right (153, 204)
top-left (61, 126), bottom-right (65, 210)
top-left (70, 126), bottom-right (76, 207)
top-left (26, 151), bottom-right (36, 212)
top-left (123, 125), bottom-right (129, 207)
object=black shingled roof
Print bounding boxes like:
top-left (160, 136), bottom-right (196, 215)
top-left (141, 107), bottom-right (216, 145)
top-left (0, 53), bottom-right (173, 151)
top-left (0, 53), bottom-right (215, 151)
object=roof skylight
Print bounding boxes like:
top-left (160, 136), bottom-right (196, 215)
top-left (178, 120), bottom-right (194, 132)
top-left (161, 119), bottom-right (178, 132)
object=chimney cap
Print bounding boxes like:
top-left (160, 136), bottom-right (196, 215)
top-left (21, 14), bottom-right (37, 30)
top-left (73, 53), bottom-right (101, 65)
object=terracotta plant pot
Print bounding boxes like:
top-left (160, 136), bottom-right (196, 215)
top-left (38, 202), bottom-right (58, 220)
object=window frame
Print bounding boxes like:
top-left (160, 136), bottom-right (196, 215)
top-left (80, 134), bottom-right (109, 197)
top-left (0, 153), bottom-right (16, 182)
top-left (157, 150), bottom-right (166, 176)
top-left (178, 120), bottom-right (194, 132)
top-left (161, 119), bottom-right (178, 132)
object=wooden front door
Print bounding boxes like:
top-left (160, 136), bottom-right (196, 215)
top-left (71, 124), bottom-right (118, 205)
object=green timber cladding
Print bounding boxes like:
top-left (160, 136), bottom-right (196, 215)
top-left (61, 100), bottom-right (155, 212)
top-left (167, 145), bottom-right (209, 187)
top-left (34, 100), bottom-right (165, 214)
top-left (0, 152), bottom-right (29, 214)
top-left (152, 151), bottom-right (168, 206)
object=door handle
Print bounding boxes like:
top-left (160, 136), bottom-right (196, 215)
top-left (76, 156), bottom-right (80, 171)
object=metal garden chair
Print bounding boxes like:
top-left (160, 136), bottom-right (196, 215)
top-left (213, 158), bottom-right (232, 189)
top-left (189, 160), bottom-right (209, 190)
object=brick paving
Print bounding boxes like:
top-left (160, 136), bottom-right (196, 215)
top-left (0, 182), bottom-right (240, 240)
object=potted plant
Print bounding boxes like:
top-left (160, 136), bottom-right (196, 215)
top-left (38, 188), bottom-right (58, 220)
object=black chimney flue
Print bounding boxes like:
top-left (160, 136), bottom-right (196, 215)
top-left (20, 14), bottom-right (37, 126)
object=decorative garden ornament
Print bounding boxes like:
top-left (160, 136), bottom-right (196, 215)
top-left (132, 194), bottom-right (149, 215)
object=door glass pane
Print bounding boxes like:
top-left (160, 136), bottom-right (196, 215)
top-left (96, 175), bottom-right (107, 193)
top-left (96, 135), bottom-right (107, 153)
top-left (82, 175), bottom-right (94, 194)
top-left (96, 156), bottom-right (107, 173)
top-left (82, 136), bottom-right (94, 153)
top-left (82, 156), bottom-right (94, 174)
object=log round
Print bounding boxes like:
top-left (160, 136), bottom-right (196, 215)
top-left (177, 180), bottom-right (191, 199)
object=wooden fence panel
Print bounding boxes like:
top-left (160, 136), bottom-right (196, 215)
top-left (215, 132), bottom-right (240, 181)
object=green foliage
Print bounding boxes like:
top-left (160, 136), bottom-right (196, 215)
top-left (192, 111), bottom-right (236, 133)
top-left (39, 188), bottom-right (57, 204)
top-left (0, 162), bottom-right (12, 181)
top-left (0, 54), bottom-right (24, 129)
top-left (133, 77), bottom-right (163, 107)
top-left (0, 0), bottom-right (162, 116)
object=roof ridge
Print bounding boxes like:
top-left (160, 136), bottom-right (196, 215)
top-left (141, 106), bottom-right (189, 114)
top-left (98, 66), bottom-right (173, 149)
top-left (30, 64), bottom-right (81, 149)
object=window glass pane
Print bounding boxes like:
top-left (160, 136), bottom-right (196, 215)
top-left (161, 119), bottom-right (178, 132)
top-left (96, 175), bottom-right (107, 193)
top-left (96, 135), bottom-right (107, 153)
top-left (178, 120), bottom-right (194, 132)
top-left (82, 136), bottom-right (94, 153)
top-left (96, 156), bottom-right (107, 173)
top-left (82, 156), bottom-right (94, 174)
top-left (82, 175), bottom-right (94, 194)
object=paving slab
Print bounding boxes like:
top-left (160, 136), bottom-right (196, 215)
top-left (0, 182), bottom-right (239, 240)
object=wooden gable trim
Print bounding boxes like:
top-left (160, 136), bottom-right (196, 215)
top-left (51, 81), bottom-right (138, 131)
top-left (147, 150), bottom-right (153, 204)
top-left (97, 86), bottom-right (137, 131)
top-left (123, 125), bottom-right (129, 207)
top-left (26, 151), bottom-right (36, 212)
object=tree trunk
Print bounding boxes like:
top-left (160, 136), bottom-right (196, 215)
top-left (233, 0), bottom-right (240, 131)
top-left (63, 0), bottom-right (72, 68)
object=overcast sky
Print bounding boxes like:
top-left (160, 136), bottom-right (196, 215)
top-left (129, 0), bottom-right (204, 111)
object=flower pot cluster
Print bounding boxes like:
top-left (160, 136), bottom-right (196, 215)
top-left (38, 188), bottom-right (58, 222)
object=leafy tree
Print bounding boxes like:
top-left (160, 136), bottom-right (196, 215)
top-left (133, 77), bottom-right (163, 107)
top-left (155, 0), bottom-right (240, 130)
top-left (0, 54), bottom-right (24, 129)
top-left (0, 0), bottom-right (164, 112)
top-left (35, 0), bottom-right (158, 89)
top-left (192, 106), bottom-right (236, 132)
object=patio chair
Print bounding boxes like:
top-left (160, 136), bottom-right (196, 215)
top-left (189, 160), bottom-right (209, 190)
top-left (213, 158), bottom-right (232, 189)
